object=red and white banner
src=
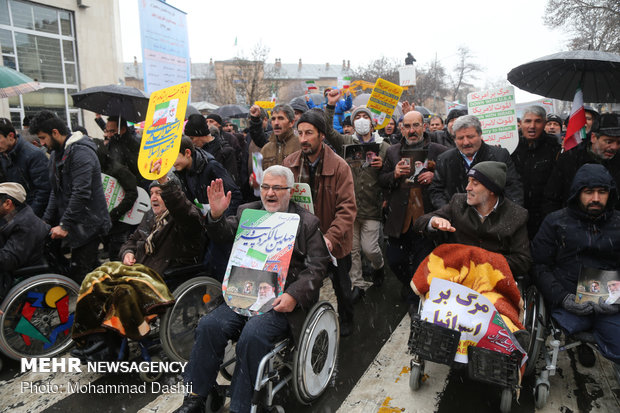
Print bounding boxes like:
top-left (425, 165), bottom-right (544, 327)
top-left (563, 87), bottom-right (587, 151)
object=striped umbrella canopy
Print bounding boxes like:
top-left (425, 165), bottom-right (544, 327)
top-left (0, 66), bottom-right (42, 98)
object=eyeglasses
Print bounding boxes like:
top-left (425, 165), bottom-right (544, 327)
top-left (104, 129), bottom-right (117, 134)
top-left (402, 123), bottom-right (422, 129)
top-left (260, 184), bottom-right (289, 192)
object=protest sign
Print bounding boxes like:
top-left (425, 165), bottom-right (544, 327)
top-left (421, 278), bottom-right (526, 365)
top-left (138, 82), bottom-right (190, 180)
top-left (398, 65), bottom-right (416, 87)
top-left (255, 100), bottom-right (276, 118)
top-left (292, 183), bottom-right (313, 214)
top-left (222, 209), bottom-right (300, 317)
top-left (366, 78), bottom-right (404, 130)
top-left (251, 152), bottom-right (264, 197)
top-left (338, 76), bottom-right (352, 90)
top-left (467, 86), bottom-right (519, 154)
top-left (101, 174), bottom-right (151, 225)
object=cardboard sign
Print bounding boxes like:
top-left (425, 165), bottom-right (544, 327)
top-left (421, 279), bottom-right (526, 366)
top-left (138, 82), bottom-right (191, 180)
top-left (366, 78), bottom-right (404, 130)
top-left (467, 86), bottom-right (519, 154)
top-left (255, 100), bottom-right (276, 118)
top-left (292, 183), bottom-right (313, 214)
top-left (222, 209), bottom-right (300, 317)
top-left (398, 65), bottom-right (416, 87)
top-left (101, 173), bottom-right (151, 225)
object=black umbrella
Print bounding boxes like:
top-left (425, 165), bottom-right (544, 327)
top-left (215, 104), bottom-right (249, 118)
top-left (507, 50), bottom-right (620, 103)
top-left (71, 85), bottom-right (150, 123)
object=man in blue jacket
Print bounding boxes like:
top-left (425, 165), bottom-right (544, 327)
top-left (533, 164), bottom-right (620, 373)
top-left (30, 111), bottom-right (111, 283)
top-left (307, 87), bottom-right (352, 133)
top-left (0, 118), bottom-right (50, 217)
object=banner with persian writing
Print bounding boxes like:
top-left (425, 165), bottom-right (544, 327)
top-left (467, 86), bottom-right (518, 154)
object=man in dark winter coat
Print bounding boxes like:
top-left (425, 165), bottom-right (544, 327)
top-left (415, 161), bottom-right (531, 278)
top-left (379, 111), bottom-right (447, 305)
top-left (31, 111), bottom-right (111, 283)
top-left (119, 171), bottom-right (206, 276)
top-left (543, 113), bottom-right (620, 214)
top-left (511, 106), bottom-right (560, 239)
top-left (175, 166), bottom-right (330, 413)
top-left (533, 164), bottom-right (620, 368)
top-left (429, 108), bottom-right (467, 148)
top-left (0, 118), bottom-right (50, 217)
top-left (184, 115), bottom-right (239, 185)
top-left (104, 116), bottom-right (144, 187)
top-left (429, 114), bottom-right (523, 209)
top-left (0, 182), bottom-right (50, 299)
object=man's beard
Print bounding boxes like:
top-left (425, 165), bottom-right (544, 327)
top-left (584, 201), bottom-right (605, 216)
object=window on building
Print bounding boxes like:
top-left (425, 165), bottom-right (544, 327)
top-left (0, 0), bottom-right (81, 128)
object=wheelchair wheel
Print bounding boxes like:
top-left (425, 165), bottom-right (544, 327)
top-left (139, 355), bottom-right (164, 382)
top-left (291, 301), bottom-right (339, 405)
top-left (523, 285), bottom-right (546, 377)
top-left (160, 277), bottom-right (222, 363)
top-left (534, 383), bottom-right (549, 409)
top-left (409, 359), bottom-right (424, 391)
top-left (499, 388), bottom-right (512, 413)
top-left (0, 274), bottom-right (79, 360)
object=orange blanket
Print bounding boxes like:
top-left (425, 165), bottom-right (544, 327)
top-left (411, 244), bottom-right (524, 332)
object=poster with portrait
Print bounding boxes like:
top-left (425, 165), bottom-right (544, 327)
top-left (222, 209), bottom-right (300, 316)
top-left (399, 149), bottom-right (429, 187)
top-left (576, 268), bottom-right (620, 305)
top-left (343, 143), bottom-right (380, 169)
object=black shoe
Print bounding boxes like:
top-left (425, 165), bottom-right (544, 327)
top-left (513, 329), bottom-right (531, 351)
top-left (372, 267), bottom-right (385, 287)
top-left (351, 286), bottom-right (365, 304)
top-left (173, 394), bottom-right (206, 413)
top-left (577, 344), bottom-right (596, 368)
top-left (340, 320), bottom-right (353, 337)
top-left (205, 386), bottom-right (224, 413)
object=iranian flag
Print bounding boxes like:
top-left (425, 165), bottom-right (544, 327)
top-left (563, 87), bottom-right (587, 151)
top-left (305, 80), bottom-right (317, 92)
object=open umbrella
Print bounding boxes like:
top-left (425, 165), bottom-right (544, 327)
top-left (507, 50), bottom-right (620, 102)
top-left (71, 85), bottom-right (150, 123)
top-left (215, 104), bottom-right (249, 118)
top-left (0, 66), bottom-right (42, 98)
top-left (352, 93), bottom-right (371, 107)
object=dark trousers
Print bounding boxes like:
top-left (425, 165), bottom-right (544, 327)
top-left (329, 254), bottom-right (354, 323)
top-left (203, 241), bottom-right (233, 283)
top-left (185, 303), bottom-right (289, 413)
top-left (386, 228), bottom-right (434, 305)
top-left (69, 237), bottom-right (101, 284)
top-left (552, 308), bottom-right (620, 364)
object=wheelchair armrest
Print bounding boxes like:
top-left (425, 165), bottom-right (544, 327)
top-left (12, 264), bottom-right (51, 278)
top-left (163, 264), bottom-right (207, 279)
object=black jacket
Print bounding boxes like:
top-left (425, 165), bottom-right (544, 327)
top-left (533, 164), bottom-right (620, 308)
top-left (95, 140), bottom-right (138, 221)
top-left (428, 141), bottom-right (524, 209)
top-left (202, 138), bottom-right (239, 185)
top-left (0, 205), bottom-right (50, 273)
top-left (173, 147), bottom-right (242, 217)
top-left (414, 193), bottom-right (531, 277)
top-left (429, 129), bottom-right (456, 148)
top-left (107, 131), bottom-right (142, 183)
top-left (543, 140), bottom-right (620, 215)
top-left (43, 132), bottom-right (111, 248)
top-left (510, 134), bottom-right (560, 238)
top-left (0, 137), bottom-right (50, 217)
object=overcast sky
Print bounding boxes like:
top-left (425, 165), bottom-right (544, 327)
top-left (119, 0), bottom-right (569, 103)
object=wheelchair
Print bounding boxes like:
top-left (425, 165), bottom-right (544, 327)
top-left (160, 275), bottom-right (340, 413)
top-left (522, 285), bottom-right (607, 410)
top-left (0, 264), bottom-right (80, 372)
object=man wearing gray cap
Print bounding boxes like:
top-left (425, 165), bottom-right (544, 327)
top-left (0, 182), bottom-right (50, 300)
top-left (415, 161), bottom-right (531, 278)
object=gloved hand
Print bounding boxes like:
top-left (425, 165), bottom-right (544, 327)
top-left (562, 294), bottom-right (594, 316)
top-left (593, 297), bottom-right (620, 315)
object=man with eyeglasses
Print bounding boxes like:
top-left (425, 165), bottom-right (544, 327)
top-left (0, 117), bottom-right (50, 217)
top-left (429, 114), bottom-right (523, 209)
top-left (379, 110), bottom-right (448, 311)
top-left (175, 165), bottom-right (330, 413)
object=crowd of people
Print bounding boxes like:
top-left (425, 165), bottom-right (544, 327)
top-left (1, 89), bottom-right (620, 413)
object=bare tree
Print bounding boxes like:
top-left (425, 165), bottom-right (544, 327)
top-left (352, 56), bottom-right (400, 85)
top-left (218, 43), bottom-right (281, 105)
top-left (544, 0), bottom-right (620, 53)
top-left (449, 46), bottom-right (481, 102)
top-left (413, 57), bottom-right (449, 111)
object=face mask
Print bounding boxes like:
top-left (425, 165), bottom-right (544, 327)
top-left (354, 118), bottom-right (371, 135)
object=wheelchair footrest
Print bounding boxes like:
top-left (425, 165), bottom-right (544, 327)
top-left (408, 317), bottom-right (461, 366)
top-left (468, 346), bottom-right (520, 388)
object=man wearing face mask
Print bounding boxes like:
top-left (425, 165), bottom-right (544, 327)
top-left (323, 90), bottom-right (389, 300)
top-left (379, 111), bottom-right (448, 310)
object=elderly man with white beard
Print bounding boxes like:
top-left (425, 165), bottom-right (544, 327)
top-left (175, 165), bottom-right (330, 413)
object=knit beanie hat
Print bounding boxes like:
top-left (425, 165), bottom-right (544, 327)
top-left (467, 161), bottom-right (506, 195)
top-left (0, 182), bottom-right (26, 203)
top-left (206, 113), bottom-right (223, 126)
top-left (184, 114), bottom-right (210, 137)
top-left (351, 106), bottom-right (375, 125)
top-left (297, 109), bottom-right (327, 136)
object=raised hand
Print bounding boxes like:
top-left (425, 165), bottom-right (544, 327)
top-left (206, 178), bottom-right (231, 219)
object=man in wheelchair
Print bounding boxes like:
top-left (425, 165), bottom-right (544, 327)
top-left (532, 163), bottom-right (620, 374)
top-left (174, 165), bottom-right (330, 413)
top-left (0, 182), bottom-right (50, 302)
